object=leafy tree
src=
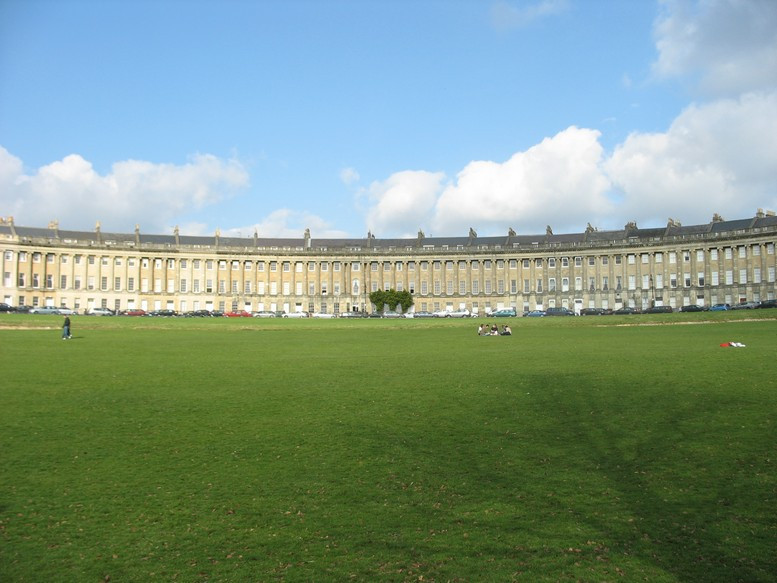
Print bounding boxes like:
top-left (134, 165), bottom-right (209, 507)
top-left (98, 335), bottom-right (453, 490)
top-left (369, 289), bottom-right (414, 313)
top-left (395, 290), bottom-right (413, 313)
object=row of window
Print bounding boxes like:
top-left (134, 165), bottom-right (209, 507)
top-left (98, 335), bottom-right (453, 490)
top-left (11, 265), bottom-right (776, 296)
top-left (6, 242), bottom-right (774, 272)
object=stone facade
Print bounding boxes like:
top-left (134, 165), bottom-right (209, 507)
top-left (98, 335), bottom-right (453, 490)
top-left (1, 213), bottom-right (776, 314)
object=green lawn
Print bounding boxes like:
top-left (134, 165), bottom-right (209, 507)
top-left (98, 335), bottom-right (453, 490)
top-left (1, 314), bottom-right (775, 581)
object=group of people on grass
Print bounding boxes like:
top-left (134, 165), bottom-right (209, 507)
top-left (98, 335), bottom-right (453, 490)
top-left (478, 323), bottom-right (511, 336)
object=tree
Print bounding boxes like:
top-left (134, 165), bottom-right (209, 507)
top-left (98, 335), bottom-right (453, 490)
top-left (369, 289), bottom-right (414, 313)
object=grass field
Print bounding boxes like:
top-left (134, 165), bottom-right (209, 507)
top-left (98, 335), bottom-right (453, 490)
top-left (1, 313), bottom-right (776, 581)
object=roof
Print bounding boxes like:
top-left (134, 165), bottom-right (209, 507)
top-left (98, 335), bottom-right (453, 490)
top-left (2, 213), bottom-right (775, 253)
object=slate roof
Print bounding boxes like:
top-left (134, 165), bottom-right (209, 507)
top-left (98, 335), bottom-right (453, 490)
top-left (2, 213), bottom-right (775, 252)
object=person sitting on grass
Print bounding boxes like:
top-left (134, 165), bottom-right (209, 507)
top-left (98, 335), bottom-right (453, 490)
top-left (501, 325), bottom-right (512, 336)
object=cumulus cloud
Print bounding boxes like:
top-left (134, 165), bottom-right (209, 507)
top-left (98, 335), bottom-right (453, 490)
top-left (653, 0), bottom-right (777, 96)
top-left (605, 91), bottom-right (777, 225)
top-left (356, 1), bottom-right (777, 237)
top-left (0, 148), bottom-right (249, 232)
top-left (364, 170), bottom-right (445, 236)
top-left (361, 94), bottom-right (777, 237)
top-left (431, 127), bottom-right (613, 235)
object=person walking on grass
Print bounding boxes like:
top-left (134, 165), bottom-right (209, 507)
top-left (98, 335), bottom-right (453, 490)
top-left (62, 315), bottom-right (71, 340)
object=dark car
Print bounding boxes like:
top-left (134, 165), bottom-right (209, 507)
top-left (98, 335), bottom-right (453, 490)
top-left (525, 310), bottom-right (546, 317)
top-left (646, 306), bottom-right (673, 314)
top-left (185, 309), bottom-right (212, 317)
top-left (579, 307), bottom-right (604, 316)
top-left (0, 303), bottom-right (15, 312)
top-left (149, 309), bottom-right (179, 317)
top-left (545, 307), bottom-right (575, 316)
top-left (613, 307), bottom-right (638, 315)
top-left (756, 299), bottom-right (777, 309)
top-left (680, 304), bottom-right (706, 312)
top-left (731, 301), bottom-right (759, 310)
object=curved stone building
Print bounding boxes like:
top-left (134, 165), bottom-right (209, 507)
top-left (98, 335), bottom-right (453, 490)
top-left (1, 212), bottom-right (776, 315)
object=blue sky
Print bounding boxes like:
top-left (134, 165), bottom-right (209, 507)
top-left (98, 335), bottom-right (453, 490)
top-left (1, 0), bottom-right (776, 238)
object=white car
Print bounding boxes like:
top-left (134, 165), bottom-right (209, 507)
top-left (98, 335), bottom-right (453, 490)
top-left (448, 309), bottom-right (471, 318)
top-left (311, 312), bottom-right (335, 318)
top-left (56, 307), bottom-right (76, 315)
top-left (252, 311), bottom-right (276, 318)
top-left (433, 310), bottom-right (450, 318)
top-left (30, 306), bottom-right (60, 315)
top-left (87, 307), bottom-right (115, 316)
top-left (283, 311), bottom-right (309, 318)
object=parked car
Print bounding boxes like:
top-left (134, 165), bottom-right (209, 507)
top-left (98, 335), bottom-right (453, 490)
top-left (579, 308), bottom-right (605, 316)
top-left (182, 309), bottom-right (211, 317)
top-left (411, 311), bottom-right (434, 318)
top-left (56, 307), bottom-right (76, 315)
top-left (381, 311), bottom-right (402, 318)
top-left (448, 309), bottom-right (471, 318)
top-left (15, 305), bottom-right (33, 313)
top-left (30, 306), bottom-right (61, 315)
top-left (252, 311), bottom-right (277, 318)
top-left (124, 309), bottom-right (148, 316)
top-left (339, 311), bottom-right (367, 318)
top-left (225, 310), bottom-right (252, 317)
top-left (756, 299), bottom-right (777, 309)
top-left (148, 309), bottom-right (179, 317)
top-left (87, 307), bottom-right (115, 316)
top-left (312, 312), bottom-right (336, 318)
top-left (646, 306), bottom-right (674, 314)
top-left (731, 301), bottom-right (760, 310)
top-left (0, 303), bottom-right (16, 312)
top-left (433, 310), bottom-right (451, 318)
top-left (709, 303), bottom-right (730, 311)
top-left (680, 304), bottom-right (706, 312)
top-left (545, 307), bottom-right (575, 316)
top-left (489, 308), bottom-right (517, 318)
top-left (526, 310), bottom-right (546, 317)
top-left (283, 311), bottom-right (309, 318)
top-left (613, 307), bottom-right (638, 315)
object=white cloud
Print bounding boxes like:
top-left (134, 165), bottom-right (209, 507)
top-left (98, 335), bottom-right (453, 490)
top-left (490, 0), bottom-right (570, 30)
top-left (431, 127), bottom-right (613, 235)
top-left (605, 91), bottom-right (777, 226)
top-left (653, 0), bottom-right (777, 96)
top-left (361, 92), bottom-right (777, 237)
top-left (364, 170), bottom-right (445, 236)
top-left (222, 208), bottom-right (349, 239)
top-left (0, 149), bottom-right (249, 232)
top-left (339, 167), bottom-right (360, 186)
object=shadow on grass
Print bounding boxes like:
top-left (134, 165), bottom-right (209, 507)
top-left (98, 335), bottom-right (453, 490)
top-left (530, 372), bottom-right (774, 582)
top-left (342, 369), bottom-right (774, 581)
